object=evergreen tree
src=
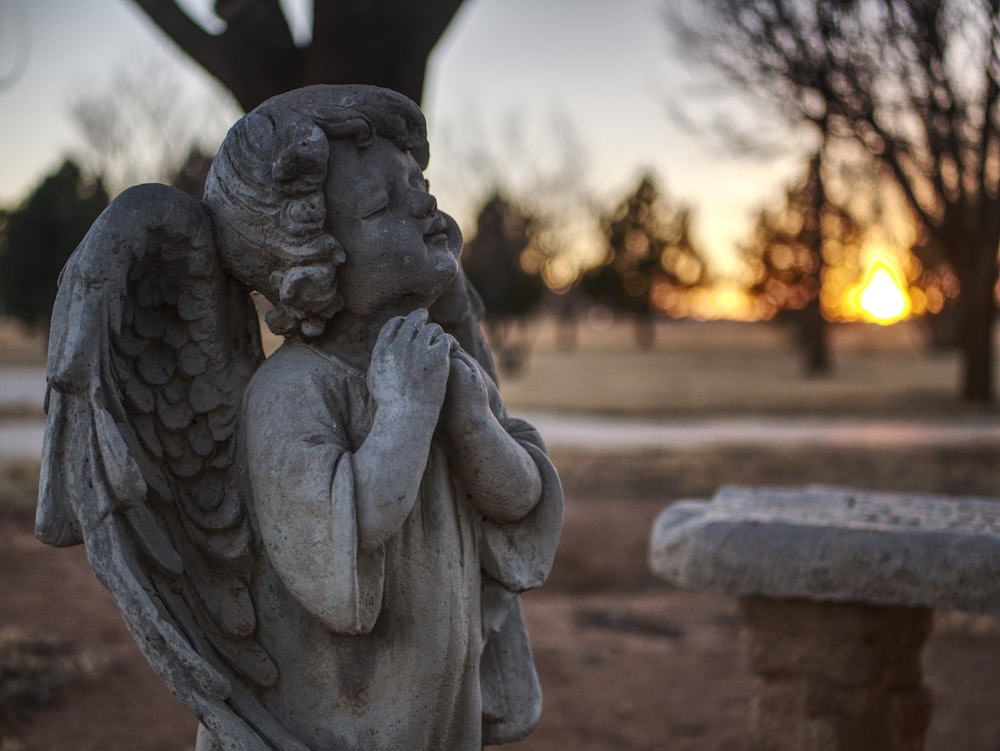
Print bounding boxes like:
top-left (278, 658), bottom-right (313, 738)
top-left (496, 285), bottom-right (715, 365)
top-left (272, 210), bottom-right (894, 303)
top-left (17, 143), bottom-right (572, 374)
top-left (462, 193), bottom-right (544, 319)
top-left (0, 161), bottom-right (109, 330)
top-left (462, 193), bottom-right (545, 374)
top-left (741, 155), bottom-right (842, 373)
top-left (582, 174), bottom-right (706, 348)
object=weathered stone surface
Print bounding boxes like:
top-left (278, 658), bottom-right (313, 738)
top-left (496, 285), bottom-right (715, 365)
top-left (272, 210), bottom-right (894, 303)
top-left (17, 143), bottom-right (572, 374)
top-left (741, 597), bottom-right (932, 751)
top-left (740, 597), bottom-right (931, 686)
top-left (37, 85), bottom-right (562, 751)
top-left (649, 485), bottom-right (1000, 613)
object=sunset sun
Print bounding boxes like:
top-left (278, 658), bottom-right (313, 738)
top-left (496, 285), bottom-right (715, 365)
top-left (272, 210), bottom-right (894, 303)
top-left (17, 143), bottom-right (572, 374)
top-left (849, 249), bottom-right (912, 325)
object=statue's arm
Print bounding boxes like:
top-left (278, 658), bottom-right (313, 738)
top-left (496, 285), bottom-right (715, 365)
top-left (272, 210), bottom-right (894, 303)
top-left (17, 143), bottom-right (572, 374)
top-left (244, 312), bottom-right (451, 632)
top-left (354, 309), bottom-right (451, 548)
top-left (244, 367), bottom-right (383, 633)
top-left (476, 415), bottom-right (563, 595)
top-left (350, 396), bottom-right (440, 550)
top-left (437, 347), bottom-right (562, 594)
top-left (439, 349), bottom-right (543, 522)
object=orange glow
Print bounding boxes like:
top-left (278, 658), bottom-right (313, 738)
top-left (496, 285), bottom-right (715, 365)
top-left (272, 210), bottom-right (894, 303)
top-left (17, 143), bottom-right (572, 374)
top-left (653, 281), bottom-right (765, 321)
top-left (845, 248), bottom-right (912, 325)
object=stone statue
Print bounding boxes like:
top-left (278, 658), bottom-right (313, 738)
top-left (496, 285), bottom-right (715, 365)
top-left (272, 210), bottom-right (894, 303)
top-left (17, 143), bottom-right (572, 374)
top-left (36, 85), bottom-right (563, 750)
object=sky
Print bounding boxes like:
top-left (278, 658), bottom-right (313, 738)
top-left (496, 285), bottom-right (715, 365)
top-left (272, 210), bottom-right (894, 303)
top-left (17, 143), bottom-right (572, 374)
top-left (0, 0), bottom-right (809, 274)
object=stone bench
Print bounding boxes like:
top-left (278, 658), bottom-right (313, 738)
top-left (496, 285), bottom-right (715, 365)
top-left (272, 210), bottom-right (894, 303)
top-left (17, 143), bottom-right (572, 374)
top-left (648, 485), bottom-right (1000, 751)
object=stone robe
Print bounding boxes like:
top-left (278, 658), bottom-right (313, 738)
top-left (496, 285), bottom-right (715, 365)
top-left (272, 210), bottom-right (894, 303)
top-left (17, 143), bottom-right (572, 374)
top-left (215, 341), bottom-right (561, 750)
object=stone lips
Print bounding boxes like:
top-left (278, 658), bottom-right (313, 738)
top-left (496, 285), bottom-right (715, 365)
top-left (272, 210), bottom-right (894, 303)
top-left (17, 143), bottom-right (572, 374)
top-left (649, 485), bottom-right (1000, 614)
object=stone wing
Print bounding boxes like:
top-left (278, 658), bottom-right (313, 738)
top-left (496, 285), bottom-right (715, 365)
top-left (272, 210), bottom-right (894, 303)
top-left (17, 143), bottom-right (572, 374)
top-left (36, 183), bottom-right (308, 751)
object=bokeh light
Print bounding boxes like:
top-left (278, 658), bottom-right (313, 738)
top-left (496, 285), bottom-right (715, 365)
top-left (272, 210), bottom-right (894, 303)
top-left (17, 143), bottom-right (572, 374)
top-left (843, 247), bottom-right (913, 325)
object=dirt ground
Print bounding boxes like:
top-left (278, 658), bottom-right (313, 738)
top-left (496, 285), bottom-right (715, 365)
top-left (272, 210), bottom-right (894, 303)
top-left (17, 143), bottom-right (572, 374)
top-left (2, 442), bottom-right (1000, 751)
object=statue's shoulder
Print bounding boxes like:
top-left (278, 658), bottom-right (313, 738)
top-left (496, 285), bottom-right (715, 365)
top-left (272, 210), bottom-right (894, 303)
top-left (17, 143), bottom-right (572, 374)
top-left (245, 342), bottom-right (362, 414)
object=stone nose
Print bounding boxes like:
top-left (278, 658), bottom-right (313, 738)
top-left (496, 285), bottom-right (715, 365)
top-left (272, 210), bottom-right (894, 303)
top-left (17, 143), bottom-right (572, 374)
top-left (411, 190), bottom-right (437, 217)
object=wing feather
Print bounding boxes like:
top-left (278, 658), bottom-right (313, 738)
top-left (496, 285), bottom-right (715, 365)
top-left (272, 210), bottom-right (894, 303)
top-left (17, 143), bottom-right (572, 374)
top-left (124, 505), bottom-right (185, 576)
top-left (93, 406), bottom-right (147, 508)
top-left (37, 183), bottom-right (302, 750)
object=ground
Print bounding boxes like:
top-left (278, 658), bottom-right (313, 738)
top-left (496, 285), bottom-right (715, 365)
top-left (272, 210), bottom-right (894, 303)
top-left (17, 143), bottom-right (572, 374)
top-left (1, 319), bottom-right (999, 750)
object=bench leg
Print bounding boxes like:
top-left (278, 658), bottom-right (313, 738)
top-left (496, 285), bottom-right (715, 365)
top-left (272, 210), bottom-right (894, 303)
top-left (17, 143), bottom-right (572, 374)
top-left (738, 596), bottom-right (933, 751)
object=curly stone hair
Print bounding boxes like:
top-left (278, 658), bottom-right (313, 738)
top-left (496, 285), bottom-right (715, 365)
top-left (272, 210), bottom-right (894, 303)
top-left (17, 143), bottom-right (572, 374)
top-left (204, 84), bottom-right (430, 338)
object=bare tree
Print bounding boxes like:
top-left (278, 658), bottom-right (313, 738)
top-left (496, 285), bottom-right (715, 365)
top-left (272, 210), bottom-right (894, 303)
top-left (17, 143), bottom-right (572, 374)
top-left (129, 0), bottom-right (466, 109)
top-left (71, 60), bottom-right (238, 193)
top-left (431, 108), bottom-right (597, 291)
top-left (0, 0), bottom-right (30, 92)
top-left (667, 0), bottom-right (1000, 401)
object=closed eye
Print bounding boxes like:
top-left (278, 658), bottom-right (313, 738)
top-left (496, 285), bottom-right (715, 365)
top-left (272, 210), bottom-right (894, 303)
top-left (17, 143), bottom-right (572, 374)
top-left (361, 203), bottom-right (388, 219)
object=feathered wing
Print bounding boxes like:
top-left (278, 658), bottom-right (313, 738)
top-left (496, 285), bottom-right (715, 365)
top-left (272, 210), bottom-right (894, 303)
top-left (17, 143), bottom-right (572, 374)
top-left (36, 184), bottom-right (308, 751)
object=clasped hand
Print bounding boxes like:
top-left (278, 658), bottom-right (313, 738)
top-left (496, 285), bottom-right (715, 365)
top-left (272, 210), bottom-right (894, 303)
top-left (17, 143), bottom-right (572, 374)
top-left (368, 309), bottom-right (492, 435)
top-left (367, 309), bottom-right (540, 524)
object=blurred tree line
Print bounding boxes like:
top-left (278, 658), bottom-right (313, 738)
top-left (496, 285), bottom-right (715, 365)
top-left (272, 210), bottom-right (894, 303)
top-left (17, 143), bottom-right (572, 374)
top-left (666, 0), bottom-right (1000, 401)
top-left (461, 193), bottom-right (545, 375)
top-left (3, 0), bottom-right (998, 403)
top-left (459, 172), bottom-right (711, 369)
top-left (740, 153), bottom-right (856, 375)
top-left (580, 174), bottom-right (706, 350)
top-left (0, 162), bottom-right (108, 334)
top-left (0, 0), bottom-right (467, 334)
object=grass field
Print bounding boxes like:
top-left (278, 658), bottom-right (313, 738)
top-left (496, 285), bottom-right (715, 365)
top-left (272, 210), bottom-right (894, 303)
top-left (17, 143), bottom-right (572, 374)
top-left (498, 317), bottom-right (998, 417)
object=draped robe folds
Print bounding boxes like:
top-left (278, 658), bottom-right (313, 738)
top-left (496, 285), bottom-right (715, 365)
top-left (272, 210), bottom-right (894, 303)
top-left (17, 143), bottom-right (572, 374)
top-left (217, 341), bottom-right (561, 750)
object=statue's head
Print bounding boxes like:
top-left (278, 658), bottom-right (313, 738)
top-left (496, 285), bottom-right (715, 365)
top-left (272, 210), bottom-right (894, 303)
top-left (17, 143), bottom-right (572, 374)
top-left (204, 84), bottom-right (461, 339)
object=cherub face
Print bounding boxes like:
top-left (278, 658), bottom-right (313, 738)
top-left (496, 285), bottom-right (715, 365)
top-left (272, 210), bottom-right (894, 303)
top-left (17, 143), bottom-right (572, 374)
top-left (324, 137), bottom-right (462, 317)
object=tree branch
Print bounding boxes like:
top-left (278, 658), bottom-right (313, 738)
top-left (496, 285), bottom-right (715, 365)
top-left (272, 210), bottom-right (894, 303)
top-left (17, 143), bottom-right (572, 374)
top-left (307, 0), bottom-right (465, 103)
top-left (214, 0), bottom-right (300, 80)
top-left (128, 0), bottom-right (261, 109)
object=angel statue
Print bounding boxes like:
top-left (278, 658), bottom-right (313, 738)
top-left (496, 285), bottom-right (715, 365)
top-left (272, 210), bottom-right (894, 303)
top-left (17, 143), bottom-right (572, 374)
top-left (36, 84), bottom-right (563, 750)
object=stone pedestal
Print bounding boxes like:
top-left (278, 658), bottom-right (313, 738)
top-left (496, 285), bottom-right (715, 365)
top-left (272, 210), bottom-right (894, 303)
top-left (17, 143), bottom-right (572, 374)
top-left (648, 485), bottom-right (1000, 751)
top-left (741, 597), bottom-right (932, 751)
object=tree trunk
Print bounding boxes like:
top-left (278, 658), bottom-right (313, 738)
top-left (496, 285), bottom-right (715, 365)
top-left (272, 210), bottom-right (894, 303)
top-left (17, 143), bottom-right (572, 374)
top-left (802, 150), bottom-right (831, 377)
top-left (800, 298), bottom-right (831, 376)
top-left (957, 239), bottom-right (997, 402)
top-left (129, 0), bottom-right (467, 110)
top-left (634, 314), bottom-right (655, 351)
